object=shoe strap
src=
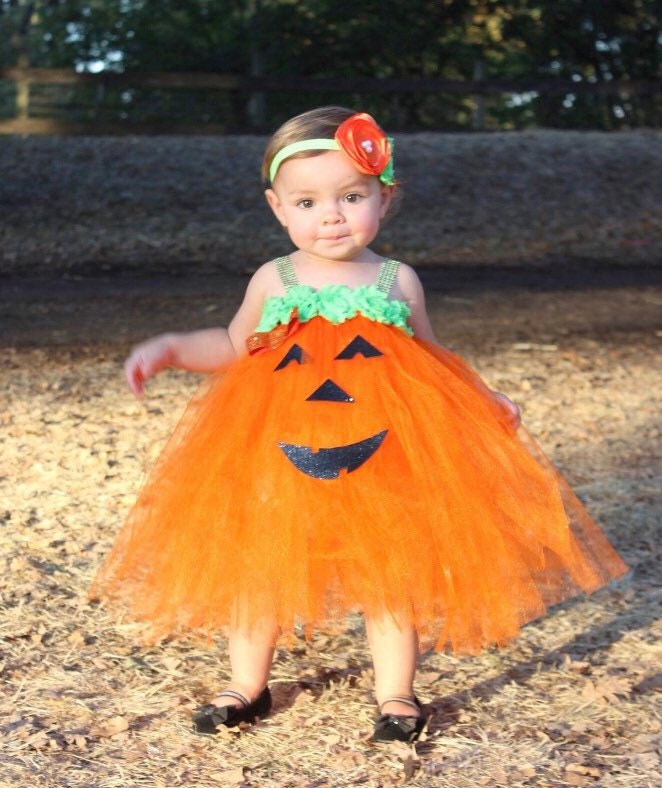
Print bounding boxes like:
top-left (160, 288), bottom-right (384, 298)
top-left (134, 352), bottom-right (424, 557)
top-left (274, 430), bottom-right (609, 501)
top-left (215, 689), bottom-right (250, 708)
top-left (380, 696), bottom-right (421, 713)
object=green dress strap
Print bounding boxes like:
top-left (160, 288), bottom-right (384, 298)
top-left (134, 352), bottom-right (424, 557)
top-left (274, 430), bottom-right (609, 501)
top-left (375, 258), bottom-right (400, 295)
top-left (274, 255), bottom-right (299, 291)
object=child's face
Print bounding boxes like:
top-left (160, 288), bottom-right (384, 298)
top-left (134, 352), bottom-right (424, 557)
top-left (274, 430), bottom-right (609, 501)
top-left (265, 150), bottom-right (392, 263)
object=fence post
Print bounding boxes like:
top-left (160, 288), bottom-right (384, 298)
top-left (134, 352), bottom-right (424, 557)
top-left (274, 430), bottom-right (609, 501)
top-left (246, 0), bottom-right (265, 129)
top-left (247, 49), bottom-right (266, 129)
top-left (11, 32), bottom-right (31, 124)
top-left (472, 58), bottom-right (485, 131)
top-left (14, 54), bottom-right (29, 123)
top-left (10, 2), bottom-right (36, 126)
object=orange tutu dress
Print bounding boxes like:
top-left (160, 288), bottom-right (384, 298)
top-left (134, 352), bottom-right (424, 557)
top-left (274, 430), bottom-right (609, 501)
top-left (92, 257), bottom-right (627, 653)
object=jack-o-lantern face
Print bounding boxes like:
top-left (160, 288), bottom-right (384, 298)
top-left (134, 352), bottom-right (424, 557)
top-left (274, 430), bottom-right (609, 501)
top-left (274, 334), bottom-right (388, 479)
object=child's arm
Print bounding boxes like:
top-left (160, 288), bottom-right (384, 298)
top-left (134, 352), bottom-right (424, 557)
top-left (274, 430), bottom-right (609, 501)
top-left (125, 263), bottom-right (275, 397)
top-left (397, 264), bottom-right (521, 429)
top-left (395, 263), bottom-right (440, 344)
top-left (124, 328), bottom-right (231, 397)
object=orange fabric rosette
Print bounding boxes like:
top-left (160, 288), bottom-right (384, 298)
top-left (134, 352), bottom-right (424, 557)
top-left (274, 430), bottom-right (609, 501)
top-left (335, 113), bottom-right (395, 185)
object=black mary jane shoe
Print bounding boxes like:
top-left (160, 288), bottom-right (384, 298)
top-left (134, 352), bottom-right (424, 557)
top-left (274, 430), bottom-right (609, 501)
top-left (373, 695), bottom-right (425, 743)
top-left (192, 686), bottom-right (272, 734)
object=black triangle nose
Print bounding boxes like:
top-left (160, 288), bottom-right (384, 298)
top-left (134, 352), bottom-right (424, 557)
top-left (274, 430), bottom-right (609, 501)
top-left (306, 379), bottom-right (354, 402)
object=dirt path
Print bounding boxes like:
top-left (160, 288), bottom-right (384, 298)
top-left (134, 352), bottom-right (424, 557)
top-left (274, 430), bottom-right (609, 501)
top-left (3, 261), bottom-right (660, 350)
top-left (1, 264), bottom-right (660, 787)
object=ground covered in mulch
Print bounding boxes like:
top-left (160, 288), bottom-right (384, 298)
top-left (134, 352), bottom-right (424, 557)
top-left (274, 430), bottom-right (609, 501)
top-left (1, 257), bottom-right (660, 786)
top-left (1, 128), bottom-right (661, 785)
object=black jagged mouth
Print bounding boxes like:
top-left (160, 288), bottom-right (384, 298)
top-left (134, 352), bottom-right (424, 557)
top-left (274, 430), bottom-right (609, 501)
top-left (277, 430), bottom-right (388, 479)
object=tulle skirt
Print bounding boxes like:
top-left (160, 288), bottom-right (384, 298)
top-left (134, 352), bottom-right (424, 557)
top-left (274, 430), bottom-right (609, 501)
top-left (91, 316), bottom-right (627, 652)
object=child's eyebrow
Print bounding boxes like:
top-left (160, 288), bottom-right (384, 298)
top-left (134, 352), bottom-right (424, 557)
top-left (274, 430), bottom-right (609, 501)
top-left (338, 176), bottom-right (370, 189)
top-left (287, 178), bottom-right (369, 197)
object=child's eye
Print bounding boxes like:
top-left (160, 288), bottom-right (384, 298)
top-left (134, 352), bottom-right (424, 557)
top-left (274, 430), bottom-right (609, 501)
top-left (296, 199), bottom-right (314, 209)
top-left (344, 193), bottom-right (363, 204)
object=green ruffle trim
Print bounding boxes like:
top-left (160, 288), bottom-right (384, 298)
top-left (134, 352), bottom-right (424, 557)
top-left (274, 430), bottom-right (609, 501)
top-left (256, 284), bottom-right (413, 335)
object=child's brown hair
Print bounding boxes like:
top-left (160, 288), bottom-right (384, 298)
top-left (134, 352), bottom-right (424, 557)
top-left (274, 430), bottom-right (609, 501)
top-left (261, 106), bottom-right (357, 183)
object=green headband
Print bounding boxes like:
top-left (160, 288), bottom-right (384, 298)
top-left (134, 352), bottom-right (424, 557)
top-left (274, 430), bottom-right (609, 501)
top-left (269, 138), bottom-right (340, 183)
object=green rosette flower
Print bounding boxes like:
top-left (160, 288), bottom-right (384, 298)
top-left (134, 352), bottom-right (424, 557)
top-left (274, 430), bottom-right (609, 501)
top-left (257, 295), bottom-right (293, 331)
top-left (255, 284), bottom-right (413, 335)
top-left (317, 285), bottom-right (358, 324)
top-left (384, 298), bottom-right (414, 334)
top-left (352, 285), bottom-right (389, 322)
top-left (283, 285), bottom-right (319, 322)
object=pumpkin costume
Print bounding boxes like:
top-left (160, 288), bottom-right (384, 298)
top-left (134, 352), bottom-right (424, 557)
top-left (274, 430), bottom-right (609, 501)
top-left (92, 256), bottom-right (627, 653)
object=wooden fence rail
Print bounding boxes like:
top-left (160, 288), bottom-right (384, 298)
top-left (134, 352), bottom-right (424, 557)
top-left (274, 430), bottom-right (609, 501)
top-left (1, 67), bottom-right (659, 135)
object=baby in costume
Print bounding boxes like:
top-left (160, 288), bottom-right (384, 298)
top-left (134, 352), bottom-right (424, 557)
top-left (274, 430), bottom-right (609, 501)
top-left (92, 107), bottom-right (627, 742)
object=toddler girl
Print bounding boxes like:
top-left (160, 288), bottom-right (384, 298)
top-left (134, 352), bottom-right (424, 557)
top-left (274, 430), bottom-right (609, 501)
top-left (92, 107), bottom-right (627, 742)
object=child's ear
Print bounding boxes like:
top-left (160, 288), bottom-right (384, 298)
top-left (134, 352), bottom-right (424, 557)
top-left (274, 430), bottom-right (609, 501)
top-left (265, 189), bottom-right (287, 227)
top-left (379, 185), bottom-right (394, 218)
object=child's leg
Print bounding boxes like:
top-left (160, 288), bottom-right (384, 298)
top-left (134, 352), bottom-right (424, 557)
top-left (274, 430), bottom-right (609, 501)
top-left (365, 614), bottom-right (421, 716)
top-left (210, 624), bottom-right (277, 707)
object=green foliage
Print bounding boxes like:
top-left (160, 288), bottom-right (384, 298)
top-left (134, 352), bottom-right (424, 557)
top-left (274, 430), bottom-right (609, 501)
top-left (502, 0), bottom-right (661, 128)
top-left (1, 0), bottom-right (659, 129)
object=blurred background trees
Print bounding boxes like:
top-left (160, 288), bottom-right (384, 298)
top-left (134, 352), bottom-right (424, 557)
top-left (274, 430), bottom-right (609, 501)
top-left (1, 0), bottom-right (659, 130)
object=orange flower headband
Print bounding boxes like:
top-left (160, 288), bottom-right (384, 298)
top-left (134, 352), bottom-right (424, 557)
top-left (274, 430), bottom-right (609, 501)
top-left (269, 113), bottom-right (395, 186)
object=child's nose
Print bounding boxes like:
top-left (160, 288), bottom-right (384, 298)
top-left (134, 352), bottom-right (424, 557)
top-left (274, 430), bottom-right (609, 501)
top-left (321, 204), bottom-right (343, 224)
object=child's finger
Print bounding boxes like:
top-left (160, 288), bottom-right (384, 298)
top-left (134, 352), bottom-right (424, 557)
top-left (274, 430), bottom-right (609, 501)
top-left (492, 391), bottom-right (521, 430)
top-left (504, 400), bottom-right (521, 429)
top-left (125, 355), bottom-right (146, 398)
top-left (126, 369), bottom-right (144, 398)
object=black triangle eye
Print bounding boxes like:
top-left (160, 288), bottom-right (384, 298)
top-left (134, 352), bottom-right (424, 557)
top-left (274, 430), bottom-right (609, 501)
top-left (274, 343), bottom-right (307, 371)
top-left (335, 335), bottom-right (383, 360)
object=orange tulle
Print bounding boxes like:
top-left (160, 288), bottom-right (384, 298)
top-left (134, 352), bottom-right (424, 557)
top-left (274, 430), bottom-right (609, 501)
top-left (91, 316), bottom-right (627, 653)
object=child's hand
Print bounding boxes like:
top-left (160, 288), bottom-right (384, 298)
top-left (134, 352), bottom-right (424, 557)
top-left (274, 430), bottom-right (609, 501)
top-left (491, 391), bottom-right (521, 431)
top-left (124, 335), bottom-right (173, 398)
